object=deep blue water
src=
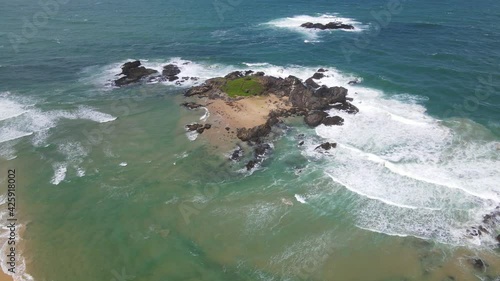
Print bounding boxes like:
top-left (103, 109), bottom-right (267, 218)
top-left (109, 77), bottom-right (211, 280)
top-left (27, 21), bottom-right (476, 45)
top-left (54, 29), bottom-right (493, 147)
top-left (1, 0), bottom-right (499, 127)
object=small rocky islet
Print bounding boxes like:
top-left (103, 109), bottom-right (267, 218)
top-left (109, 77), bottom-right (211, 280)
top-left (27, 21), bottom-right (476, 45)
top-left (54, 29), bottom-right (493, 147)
top-left (300, 21), bottom-right (355, 30)
top-left (113, 59), bottom-right (359, 171)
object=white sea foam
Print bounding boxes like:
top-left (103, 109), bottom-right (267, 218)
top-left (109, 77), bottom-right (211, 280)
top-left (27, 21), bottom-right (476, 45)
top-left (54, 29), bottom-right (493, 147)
top-left (300, 66), bottom-right (500, 246)
top-left (51, 163), bottom-right (67, 185)
top-left (265, 14), bottom-right (365, 40)
top-left (119, 162), bottom-right (128, 167)
top-left (200, 107), bottom-right (210, 122)
top-left (0, 93), bottom-right (116, 162)
top-left (294, 194), bottom-right (307, 204)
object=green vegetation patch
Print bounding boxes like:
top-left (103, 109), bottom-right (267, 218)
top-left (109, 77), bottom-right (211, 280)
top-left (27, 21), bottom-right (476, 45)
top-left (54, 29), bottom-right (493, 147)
top-left (222, 77), bottom-right (264, 97)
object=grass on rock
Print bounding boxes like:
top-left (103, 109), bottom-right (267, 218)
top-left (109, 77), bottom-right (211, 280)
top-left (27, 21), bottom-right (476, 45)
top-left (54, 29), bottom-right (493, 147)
top-left (222, 77), bottom-right (264, 97)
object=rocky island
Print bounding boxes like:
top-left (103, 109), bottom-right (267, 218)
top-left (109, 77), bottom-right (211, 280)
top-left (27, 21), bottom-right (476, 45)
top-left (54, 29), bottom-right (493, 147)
top-left (114, 60), bottom-right (359, 170)
top-left (182, 69), bottom-right (358, 169)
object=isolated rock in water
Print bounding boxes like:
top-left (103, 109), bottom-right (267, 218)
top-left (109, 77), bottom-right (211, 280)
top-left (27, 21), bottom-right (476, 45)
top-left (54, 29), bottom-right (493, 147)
top-left (162, 64), bottom-right (181, 77)
top-left (322, 116), bottom-right (344, 126)
top-left (186, 123), bottom-right (210, 134)
top-left (115, 61), bottom-right (158, 86)
top-left (312, 72), bottom-right (325, 80)
top-left (348, 79), bottom-right (360, 85)
top-left (315, 142), bottom-right (337, 150)
top-left (301, 22), bottom-right (354, 30)
top-left (120, 60), bottom-right (141, 75)
top-left (317, 68), bottom-right (327, 73)
top-left (304, 111), bottom-right (328, 127)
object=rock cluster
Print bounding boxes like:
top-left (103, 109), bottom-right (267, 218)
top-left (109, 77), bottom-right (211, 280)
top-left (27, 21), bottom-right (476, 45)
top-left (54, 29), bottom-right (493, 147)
top-left (300, 22), bottom-right (355, 30)
top-left (114, 60), bottom-right (200, 87)
top-left (115, 60), bottom-right (158, 86)
top-left (186, 123), bottom-right (212, 134)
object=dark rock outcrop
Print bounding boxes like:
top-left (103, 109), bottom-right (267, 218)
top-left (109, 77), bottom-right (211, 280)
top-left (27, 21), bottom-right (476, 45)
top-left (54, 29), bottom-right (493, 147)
top-left (312, 72), bottom-right (325, 80)
top-left (301, 22), bottom-right (355, 30)
top-left (255, 143), bottom-right (271, 157)
top-left (305, 78), bottom-right (320, 89)
top-left (230, 146), bottom-right (243, 161)
top-left (332, 101), bottom-right (359, 114)
top-left (322, 116), bottom-right (344, 126)
top-left (246, 160), bottom-right (258, 170)
top-left (236, 122), bottom-right (272, 142)
top-left (115, 61), bottom-right (158, 86)
top-left (163, 64), bottom-right (181, 77)
top-left (186, 123), bottom-right (211, 134)
top-left (315, 142), bottom-right (337, 151)
top-left (120, 60), bottom-right (141, 75)
top-left (225, 71), bottom-right (244, 79)
top-left (304, 111), bottom-right (328, 127)
top-left (348, 79), bottom-right (360, 85)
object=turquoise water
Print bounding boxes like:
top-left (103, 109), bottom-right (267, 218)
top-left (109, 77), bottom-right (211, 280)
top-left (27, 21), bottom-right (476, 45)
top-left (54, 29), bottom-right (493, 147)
top-left (0, 0), bottom-right (499, 280)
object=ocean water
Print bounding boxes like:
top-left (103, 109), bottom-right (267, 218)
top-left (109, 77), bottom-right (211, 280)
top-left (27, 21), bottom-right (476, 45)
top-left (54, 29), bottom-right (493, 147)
top-left (1, 0), bottom-right (500, 280)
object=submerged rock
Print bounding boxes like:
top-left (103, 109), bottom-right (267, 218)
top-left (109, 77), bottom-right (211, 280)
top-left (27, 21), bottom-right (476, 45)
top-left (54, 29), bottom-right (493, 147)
top-left (470, 259), bottom-right (487, 270)
top-left (315, 142), bottom-right (337, 151)
top-left (181, 102), bottom-right (203, 110)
